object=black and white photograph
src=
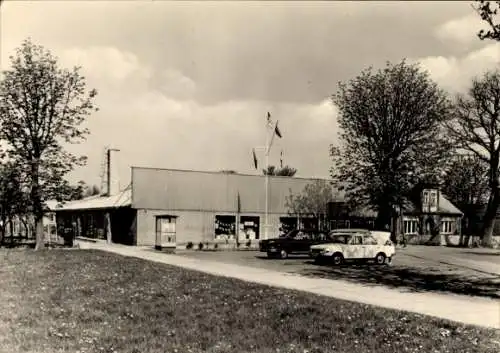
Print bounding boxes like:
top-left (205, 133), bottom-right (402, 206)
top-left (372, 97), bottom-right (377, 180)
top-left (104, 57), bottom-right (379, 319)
top-left (0, 1), bottom-right (499, 352)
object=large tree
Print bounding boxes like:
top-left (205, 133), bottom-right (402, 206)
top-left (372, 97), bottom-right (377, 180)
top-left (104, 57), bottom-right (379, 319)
top-left (441, 154), bottom-right (489, 244)
top-left (285, 180), bottom-right (335, 230)
top-left (0, 39), bottom-right (98, 250)
top-left (330, 60), bottom-right (451, 230)
top-left (474, 0), bottom-right (500, 41)
top-left (445, 70), bottom-right (500, 247)
top-left (262, 165), bottom-right (297, 177)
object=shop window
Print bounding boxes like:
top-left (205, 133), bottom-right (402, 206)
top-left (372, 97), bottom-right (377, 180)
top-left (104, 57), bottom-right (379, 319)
top-left (215, 215), bottom-right (236, 240)
top-left (239, 216), bottom-right (260, 240)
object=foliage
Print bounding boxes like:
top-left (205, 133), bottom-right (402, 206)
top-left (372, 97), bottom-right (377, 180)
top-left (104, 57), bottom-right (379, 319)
top-left (330, 60), bottom-right (452, 229)
top-left (0, 250), bottom-right (497, 353)
top-left (262, 165), bottom-right (297, 176)
top-left (186, 241), bottom-right (194, 249)
top-left (474, 1), bottom-right (500, 41)
top-left (441, 154), bottom-right (489, 210)
top-left (285, 180), bottom-right (335, 220)
top-left (0, 163), bottom-right (29, 241)
top-left (0, 38), bottom-right (98, 249)
top-left (445, 69), bottom-right (500, 246)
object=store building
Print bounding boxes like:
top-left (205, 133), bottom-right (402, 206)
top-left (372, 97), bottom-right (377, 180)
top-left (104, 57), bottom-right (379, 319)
top-left (55, 167), bottom-right (340, 247)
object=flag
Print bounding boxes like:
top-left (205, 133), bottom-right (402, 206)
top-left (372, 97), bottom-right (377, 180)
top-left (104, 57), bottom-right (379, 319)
top-left (274, 120), bottom-right (282, 138)
top-left (252, 148), bottom-right (258, 170)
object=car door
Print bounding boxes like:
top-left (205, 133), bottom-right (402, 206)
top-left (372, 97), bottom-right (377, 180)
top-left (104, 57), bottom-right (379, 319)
top-left (344, 235), bottom-right (365, 259)
top-left (297, 231), bottom-right (312, 253)
top-left (362, 235), bottom-right (379, 259)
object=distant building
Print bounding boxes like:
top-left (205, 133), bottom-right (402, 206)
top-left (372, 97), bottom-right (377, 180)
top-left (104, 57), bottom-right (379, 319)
top-left (328, 183), bottom-right (464, 245)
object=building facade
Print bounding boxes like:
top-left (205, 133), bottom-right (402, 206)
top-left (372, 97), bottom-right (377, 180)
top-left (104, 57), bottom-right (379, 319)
top-left (55, 167), bottom-right (338, 247)
top-left (55, 168), bottom-right (464, 248)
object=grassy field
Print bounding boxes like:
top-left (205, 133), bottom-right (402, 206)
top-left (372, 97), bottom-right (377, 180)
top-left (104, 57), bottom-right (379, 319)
top-left (0, 250), bottom-right (498, 353)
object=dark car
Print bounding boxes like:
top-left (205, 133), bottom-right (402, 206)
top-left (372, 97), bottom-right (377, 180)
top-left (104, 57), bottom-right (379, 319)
top-left (259, 229), bottom-right (330, 259)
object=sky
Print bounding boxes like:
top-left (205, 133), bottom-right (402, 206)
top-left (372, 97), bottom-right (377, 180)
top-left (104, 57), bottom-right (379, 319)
top-left (1, 1), bottom-right (499, 190)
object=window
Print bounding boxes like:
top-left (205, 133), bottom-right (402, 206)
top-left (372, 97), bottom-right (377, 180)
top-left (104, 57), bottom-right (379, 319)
top-left (364, 236), bottom-right (378, 245)
top-left (352, 235), bottom-right (363, 245)
top-left (441, 220), bottom-right (454, 234)
top-left (403, 218), bottom-right (419, 235)
top-left (215, 215), bottom-right (236, 240)
top-left (423, 191), bottom-right (429, 208)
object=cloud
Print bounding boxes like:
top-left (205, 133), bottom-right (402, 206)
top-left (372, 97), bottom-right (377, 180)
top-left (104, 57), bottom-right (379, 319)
top-left (57, 46), bottom-right (339, 187)
top-left (435, 13), bottom-right (484, 46)
top-left (416, 43), bottom-right (500, 93)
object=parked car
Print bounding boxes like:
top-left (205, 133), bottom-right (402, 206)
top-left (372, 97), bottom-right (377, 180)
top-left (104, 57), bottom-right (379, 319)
top-left (259, 229), bottom-right (329, 259)
top-left (309, 231), bottom-right (395, 265)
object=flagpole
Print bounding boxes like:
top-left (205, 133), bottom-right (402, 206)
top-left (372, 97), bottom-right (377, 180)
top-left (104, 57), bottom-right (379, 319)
top-left (265, 123), bottom-right (270, 240)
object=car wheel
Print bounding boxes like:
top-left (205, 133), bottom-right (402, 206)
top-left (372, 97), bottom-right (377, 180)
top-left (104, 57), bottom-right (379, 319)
top-left (279, 249), bottom-right (288, 259)
top-left (332, 253), bottom-right (344, 266)
top-left (375, 253), bottom-right (386, 265)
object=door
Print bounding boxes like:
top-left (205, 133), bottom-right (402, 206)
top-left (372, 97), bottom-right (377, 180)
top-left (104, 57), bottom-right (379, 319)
top-left (362, 235), bottom-right (379, 259)
top-left (297, 231), bottom-right (313, 252)
top-left (155, 216), bottom-right (176, 249)
top-left (344, 235), bottom-right (365, 259)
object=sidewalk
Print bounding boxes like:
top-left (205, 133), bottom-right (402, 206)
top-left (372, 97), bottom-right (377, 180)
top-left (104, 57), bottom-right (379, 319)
top-left (79, 241), bottom-right (500, 329)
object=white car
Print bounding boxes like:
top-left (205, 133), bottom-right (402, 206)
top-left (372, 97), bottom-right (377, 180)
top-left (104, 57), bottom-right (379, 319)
top-left (309, 231), bottom-right (395, 265)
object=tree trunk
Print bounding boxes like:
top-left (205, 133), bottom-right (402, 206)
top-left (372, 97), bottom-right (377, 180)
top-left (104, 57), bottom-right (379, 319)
top-left (375, 203), bottom-right (392, 231)
top-left (34, 215), bottom-right (44, 250)
top-left (480, 187), bottom-right (500, 247)
top-left (31, 158), bottom-right (44, 251)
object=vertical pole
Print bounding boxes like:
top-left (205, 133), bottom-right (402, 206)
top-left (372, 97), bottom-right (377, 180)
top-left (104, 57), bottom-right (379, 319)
top-left (265, 126), bottom-right (269, 240)
top-left (106, 148), bottom-right (111, 196)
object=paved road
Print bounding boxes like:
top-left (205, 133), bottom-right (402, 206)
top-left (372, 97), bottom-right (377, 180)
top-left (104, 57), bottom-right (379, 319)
top-left (79, 241), bottom-right (500, 329)
top-left (176, 245), bottom-right (500, 277)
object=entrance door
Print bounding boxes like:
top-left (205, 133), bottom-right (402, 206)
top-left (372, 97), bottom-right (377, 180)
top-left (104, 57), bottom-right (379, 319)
top-left (155, 216), bottom-right (177, 250)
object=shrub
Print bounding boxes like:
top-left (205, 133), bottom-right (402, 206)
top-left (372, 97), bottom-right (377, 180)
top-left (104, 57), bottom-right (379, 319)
top-left (246, 240), bottom-right (252, 248)
top-left (198, 242), bottom-right (204, 250)
top-left (186, 242), bottom-right (194, 250)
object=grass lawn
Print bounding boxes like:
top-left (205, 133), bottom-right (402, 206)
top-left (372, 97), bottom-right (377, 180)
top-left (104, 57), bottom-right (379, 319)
top-left (0, 250), bottom-right (499, 353)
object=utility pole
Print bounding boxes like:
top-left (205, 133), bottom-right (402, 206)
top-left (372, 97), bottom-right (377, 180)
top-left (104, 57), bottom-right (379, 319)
top-left (105, 147), bottom-right (119, 245)
top-left (106, 148), bottom-right (120, 196)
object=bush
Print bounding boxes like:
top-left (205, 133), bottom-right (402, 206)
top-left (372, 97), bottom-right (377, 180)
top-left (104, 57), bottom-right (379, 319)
top-left (198, 242), bottom-right (204, 250)
top-left (245, 240), bottom-right (252, 248)
top-left (186, 242), bottom-right (194, 250)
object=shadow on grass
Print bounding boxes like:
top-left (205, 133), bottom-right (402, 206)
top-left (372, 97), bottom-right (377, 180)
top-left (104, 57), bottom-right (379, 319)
top-left (298, 262), bottom-right (500, 299)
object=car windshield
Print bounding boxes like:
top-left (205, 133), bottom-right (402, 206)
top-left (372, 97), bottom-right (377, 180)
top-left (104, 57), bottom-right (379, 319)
top-left (329, 234), bottom-right (352, 244)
